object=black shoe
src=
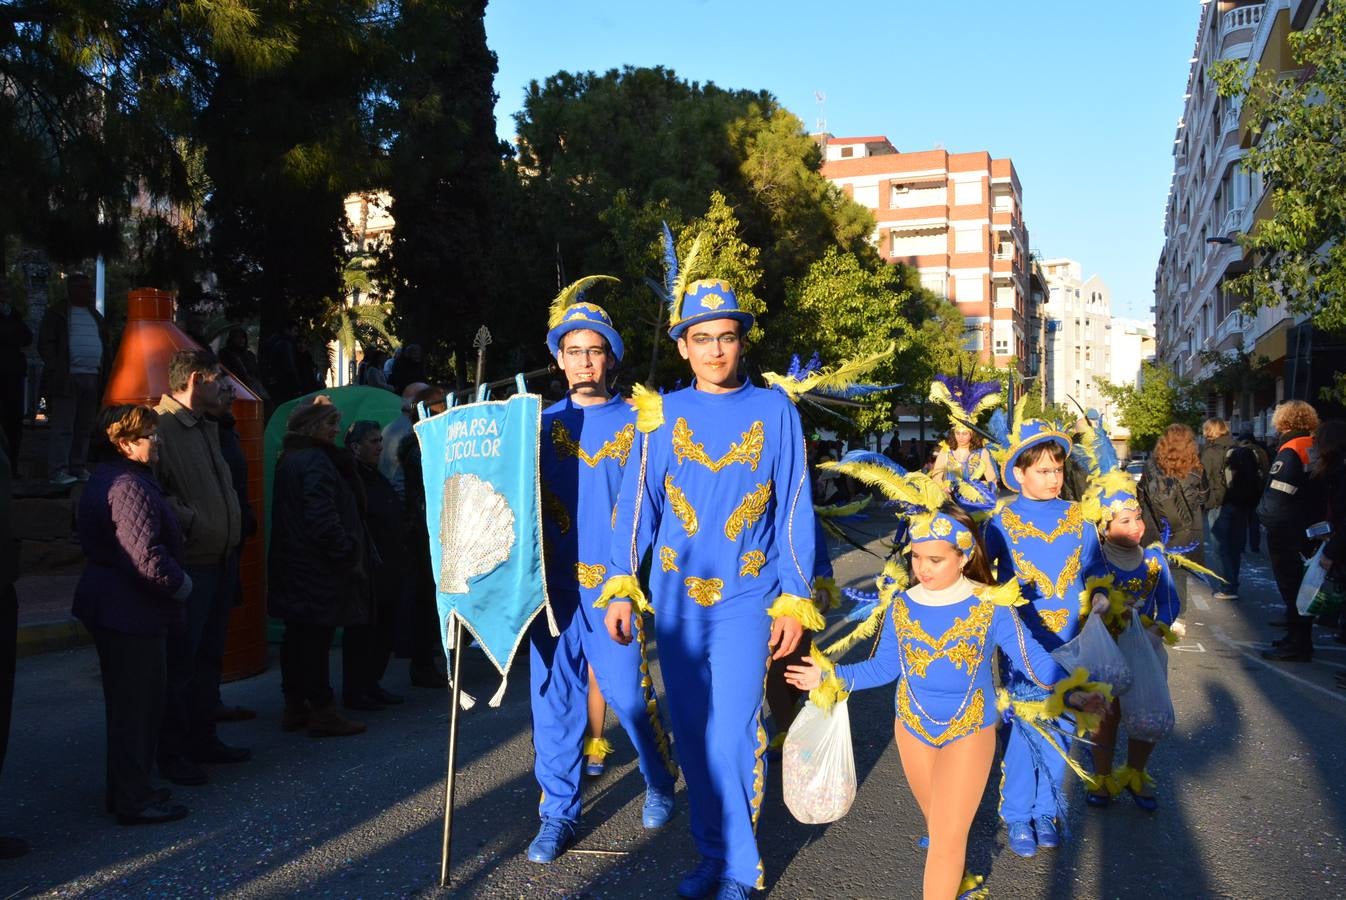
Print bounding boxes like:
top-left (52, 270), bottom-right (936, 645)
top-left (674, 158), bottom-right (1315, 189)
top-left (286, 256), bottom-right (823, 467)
top-left (117, 802), bottom-right (189, 826)
top-left (159, 756), bottom-right (208, 785)
top-left (370, 685), bottom-right (404, 705)
top-left (1272, 636), bottom-right (1291, 648)
top-left (410, 665), bottom-right (448, 689)
top-left (212, 704), bottom-right (258, 722)
top-left (0, 835), bottom-right (29, 858)
top-left (343, 693), bottom-right (384, 712)
top-left (189, 740), bottom-right (252, 764)
top-left (1261, 647), bottom-right (1312, 662)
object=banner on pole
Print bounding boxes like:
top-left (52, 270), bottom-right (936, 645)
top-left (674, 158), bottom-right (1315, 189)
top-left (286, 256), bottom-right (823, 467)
top-left (414, 392), bottom-right (551, 705)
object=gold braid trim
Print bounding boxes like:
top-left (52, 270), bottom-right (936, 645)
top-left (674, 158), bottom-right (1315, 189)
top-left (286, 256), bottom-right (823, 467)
top-left (685, 577), bottom-right (724, 607)
top-left (1012, 545), bottom-right (1082, 600)
top-left (999, 503), bottom-right (1084, 543)
top-left (664, 474), bottom-right (698, 536)
top-left (659, 546), bottom-right (679, 573)
top-left (575, 562), bottom-right (606, 589)
top-left (897, 680), bottom-right (985, 746)
top-left (739, 550), bottom-right (765, 577)
top-left (725, 481), bottom-right (772, 539)
top-left (550, 420), bottom-right (635, 467)
top-left (672, 418), bottom-right (765, 472)
top-left (893, 593), bottom-right (994, 651)
top-left (1037, 608), bottom-right (1071, 634)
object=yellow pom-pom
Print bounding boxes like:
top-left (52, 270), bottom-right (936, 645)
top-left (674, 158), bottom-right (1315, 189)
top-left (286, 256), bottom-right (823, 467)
top-left (768, 593), bottom-right (826, 632)
top-left (583, 737), bottom-right (614, 759)
top-left (631, 384), bottom-right (664, 433)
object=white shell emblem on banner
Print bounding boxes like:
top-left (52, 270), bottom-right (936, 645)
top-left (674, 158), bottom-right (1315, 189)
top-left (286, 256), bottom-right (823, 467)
top-left (438, 473), bottom-right (516, 594)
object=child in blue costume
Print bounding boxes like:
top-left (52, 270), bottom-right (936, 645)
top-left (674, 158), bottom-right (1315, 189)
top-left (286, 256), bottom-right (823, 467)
top-left (598, 279), bottom-right (820, 900)
top-left (981, 419), bottom-right (1108, 857)
top-left (786, 496), bottom-right (1106, 900)
top-left (1079, 469), bottom-right (1181, 813)
top-left (525, 294), bottom-right (678, 865)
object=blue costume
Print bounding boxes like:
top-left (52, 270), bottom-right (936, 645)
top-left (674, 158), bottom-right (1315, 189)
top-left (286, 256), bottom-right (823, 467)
top-left (601, 280), bottom-right (818, 893)
top-left (1102, 545), bottom-right (1180, 632)
top-left (982, 422), bottom-right (1106, 833)
top-left (527, 298), bottom-right (677, 855)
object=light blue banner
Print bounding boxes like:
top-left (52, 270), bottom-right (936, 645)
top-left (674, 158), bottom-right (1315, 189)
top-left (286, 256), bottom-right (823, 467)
top-left (414, 393), bottom-right (550, 702)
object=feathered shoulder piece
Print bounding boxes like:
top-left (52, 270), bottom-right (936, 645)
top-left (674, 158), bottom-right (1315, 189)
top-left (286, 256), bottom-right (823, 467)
top-left (820, 451), bottom-right (945, 513)
top-left (973, 578), bottom-right (1026, 607)
top-left (929, 366), bottom-right (1001, 426)
top-left (547, 275), bottom-right (619, 329)
top-left (630, 383), bottom-right (664, 433)
top-left (762, 343), bottom-right (897, 402)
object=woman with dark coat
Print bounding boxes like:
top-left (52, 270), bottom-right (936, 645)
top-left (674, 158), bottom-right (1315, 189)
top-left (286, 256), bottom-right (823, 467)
top-left (1309, 421), bottom-right (1346, 654)
top-left (268, 396), bottom-right (372, 737)
top-left (1139, 423), bottom-right (1210, 611)
top-left (340, 420), bottom-right (407, 710)
top-left (74, 405), bottom-right (192, 825)
top-left (1259, 401), bottom-right (1322, 661)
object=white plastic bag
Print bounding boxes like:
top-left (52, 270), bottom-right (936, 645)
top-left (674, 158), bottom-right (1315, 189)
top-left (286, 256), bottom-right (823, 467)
top-left (1052, 612), bottom-right (1133, 696)
top-left (1296, 546), bottom-right (1328, 616)
top-left (782, 699), bottom-right (856, 824)
top-left (1117, 611), bottom-right (1175, 743)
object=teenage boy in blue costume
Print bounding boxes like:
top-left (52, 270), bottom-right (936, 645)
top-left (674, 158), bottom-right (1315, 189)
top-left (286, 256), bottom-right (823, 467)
top-left (982, 420), bottom-right (1108, 857)
top-left (525, 299), bottom-right (679, 864)
top-left (599, 279), bottom-right (821, 900)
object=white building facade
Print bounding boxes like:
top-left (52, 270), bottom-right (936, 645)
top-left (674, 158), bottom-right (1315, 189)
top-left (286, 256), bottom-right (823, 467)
top-left (1041, 258), bottom-right (1113, 411)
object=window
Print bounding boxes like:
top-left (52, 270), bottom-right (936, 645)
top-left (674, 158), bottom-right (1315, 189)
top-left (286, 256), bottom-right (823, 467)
top-left (840, 146), bottom-right (854, 158)
top-left (962, 330), bottom-right (983, 352)
top-left (954, 275), bottom-right (982, 302)
top-left (853, 184), bottom-right (879, 208)
top-left (994, 339), bottom-right (1010, 355)
top-left (954, 180), bottom-right (982, 206)
top-left (954, 227), bottom-right (982, 253)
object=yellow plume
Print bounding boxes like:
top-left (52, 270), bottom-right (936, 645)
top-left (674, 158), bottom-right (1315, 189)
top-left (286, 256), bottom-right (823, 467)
top-left (975, 579), bottom-right (1025, 607)
top-left (820, 461), bottom-right (944, 512)
top-left (668, 233), bottom-right (705, 326)
top-left (547, 275), bottom-right (619, 330)
top-left (630, 383), bottom-right (664, 433)
top-left (764, 343), bottom-right (895, 402)
top-left (815, 496), bottom-right (871, 518)
top-left (1167, 552), bottom-right (1225, 583)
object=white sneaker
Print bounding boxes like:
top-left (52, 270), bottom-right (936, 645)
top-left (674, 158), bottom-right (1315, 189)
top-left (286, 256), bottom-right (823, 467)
top-left (1213, 591), bottom-right (1239, 601)
top-left (49, 471), bottom-right (77, 486)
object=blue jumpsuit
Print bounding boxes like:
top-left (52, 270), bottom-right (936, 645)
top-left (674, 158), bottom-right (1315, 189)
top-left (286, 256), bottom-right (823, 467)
top-left (834, 582), bottom-right (1067, 746)
top-left (983, 496), bottom-right (1106, 824)
top-left (609, 380), bottom-right (816, 890)
top-left (529, 394), bottom-right (677, 825)
top-left (1103, 546), bottom-right (1180, 631)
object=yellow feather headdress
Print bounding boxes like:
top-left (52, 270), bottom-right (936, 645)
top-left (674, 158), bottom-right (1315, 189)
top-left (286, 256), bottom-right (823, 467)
top-left (547, 275), bottom-right (620, 330)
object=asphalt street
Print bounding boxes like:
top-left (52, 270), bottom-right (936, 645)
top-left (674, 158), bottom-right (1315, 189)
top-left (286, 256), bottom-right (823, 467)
top-left (3, 523), bottom-right (1345, 899)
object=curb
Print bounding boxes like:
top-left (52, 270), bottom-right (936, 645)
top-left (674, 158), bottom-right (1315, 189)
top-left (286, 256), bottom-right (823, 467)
top-left (16, 618), bottom-right (92, 659)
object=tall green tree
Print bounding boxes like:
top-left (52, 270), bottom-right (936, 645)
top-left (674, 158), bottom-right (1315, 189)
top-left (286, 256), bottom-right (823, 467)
top-left (1096, 362), bottom-right (1204, 451)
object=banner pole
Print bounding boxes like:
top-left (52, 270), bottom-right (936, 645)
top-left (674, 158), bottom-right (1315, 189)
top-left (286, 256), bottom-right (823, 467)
top-left (439, 616), bottom-right (466, 887)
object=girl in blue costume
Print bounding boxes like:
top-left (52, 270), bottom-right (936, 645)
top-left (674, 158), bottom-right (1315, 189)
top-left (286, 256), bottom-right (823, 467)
top-left (927, 372), bottom-right (1001, 517)
top-left (598, 279), bottom-right (818, 900)
top-left (981, 417), bottom-right (1109, 857)
top-left (1079, 470), bottom-right (1182, 812)
top-left (525, 287), bottom-right (678, 865)
top-left (785, 494), bottom-right (1107, 900)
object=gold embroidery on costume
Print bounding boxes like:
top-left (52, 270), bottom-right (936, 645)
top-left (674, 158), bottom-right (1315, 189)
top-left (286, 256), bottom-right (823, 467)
top-left (897, 681), bottom-right (986, 746)
top-left (1120, 557), bottom-right (1162, 599)
top-left (1038, 608), bottom-right (1070, 633)
top-left (660, 546), bottom-right (679, 573)
top-left (541, 485), bottom-right (570, 534)
top-left (892, 595), bottom-right (995, 651)
top-left (999, 503), bottom-right (1084, 544)
top-left (575, 562), bottom-right (606, 589)
top-left (739, 550), bottom-right (766, 577)
top-left (1054, 546), bottom-right (1082, 599)
top-left (685, 576), bottom-right (724, 607)
top-left (1013, 550), bottom-right (1055, 600)
top-left (905, 645), bottom-right (937, 678)
top-left (672, 418), bottom-right (765, 472)
top-left (724, 482), bottom-right (773, 540)
top-left (944, 640), bottom-right (980, 672)
top-left (551, 421), bottom-right (635, 468)
top-left (665, 474), bottom-right (699, 536)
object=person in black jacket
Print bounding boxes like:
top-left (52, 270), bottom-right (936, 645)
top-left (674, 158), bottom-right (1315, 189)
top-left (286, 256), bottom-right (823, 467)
top-left (0, 437), bottom-right (25, 853)
top-left (399, 385), bottom-right (449, 688)
top-left (1139, 424), bottom-right (1209, 611)
top-left (74, 405), bottom-right (192, 825)
top-left (1259, 400), bottom-right (1320, 661)
top-left (0, 284), bottom-right (32, 475)
top-left (341, 421), bottom-right (406, 710)
top-left (268, 396), bottom-right (372, 736)
top-left (1311, 421), bottom-right (1346, 648)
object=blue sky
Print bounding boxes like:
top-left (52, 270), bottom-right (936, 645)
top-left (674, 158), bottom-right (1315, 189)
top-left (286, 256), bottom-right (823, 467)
top-left (485, 0), bottom-right (1200, 321)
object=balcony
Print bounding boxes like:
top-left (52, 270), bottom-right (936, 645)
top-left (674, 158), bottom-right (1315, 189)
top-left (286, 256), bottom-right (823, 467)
top-left (1221, 4), bottom-right (1263, 40)
top-left (1215, 309), bottom-right (1245, 348)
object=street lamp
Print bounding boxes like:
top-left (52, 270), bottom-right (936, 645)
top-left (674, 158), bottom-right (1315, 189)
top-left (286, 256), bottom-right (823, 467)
top-left (1206, 236), bottom-right (1237, 245)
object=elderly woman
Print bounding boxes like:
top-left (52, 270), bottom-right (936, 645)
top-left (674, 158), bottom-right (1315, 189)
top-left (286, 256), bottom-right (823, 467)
top-left (269, 396), bottom-right (372, 737)
top-left (341, 420), bottom-right (406, 710)
top-left (73, 405), bottom-right (192, 825)
top-left (1139, 424), bottom-right (1210, 612)
top-left (1259, 400), bottom-right (1321, 662)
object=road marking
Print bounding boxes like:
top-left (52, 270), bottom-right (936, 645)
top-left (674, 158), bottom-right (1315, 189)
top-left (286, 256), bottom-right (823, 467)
top-left (1171, 642), bottom-right (1205, 653)
top-left (1191, 593), bottom-right (1210, 612)
top-left (1210, 625), bottom-right (1346, 705)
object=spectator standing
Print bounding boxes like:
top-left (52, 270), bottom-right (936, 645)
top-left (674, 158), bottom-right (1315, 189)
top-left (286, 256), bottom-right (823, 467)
top-left (0, 438), bottom-right (25, 853)
top-left (153, 350), bottom-right (248, 785)
top-left (1200, 418), bottom-right (1261, 600)
top-left (1239, 430), bottom-right (1271, 552)
top-left (387, 344), bottom-right (426, 396)
top-left (261, 321), bottom-right (319, 407)
top-left (378, 381), bottom-right (429, 499)
top-left (357, 349), bottom-right (393, 391)
top-left (38, 273), bottom-right (109, 485)
top-left (1139, 424), bottom-right (1209, 611)
top-left (269, 396), bottom-right (372, 736)
top-left (398, 385), bottom-right (449, 688)
top-left (73, 405), bottom-right (191, 825)
top-left (1310, 421), bottom-right (1346, 649)
top-left (218, 328), bottom-right (269, 404)
top-left (1259, 400), bottom-right (1320, 662)
top-left (341, 420), bottom-right (405, 710)
top-left (0, 285), bottom-right (32, 475)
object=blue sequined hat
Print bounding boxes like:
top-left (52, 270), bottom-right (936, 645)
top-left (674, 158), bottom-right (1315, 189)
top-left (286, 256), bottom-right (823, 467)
top-left (909, 511), bottom-right (976, 553)
top-left (668, 279), bottom-right (755, 340)
top-left (999, 420), bottom-right (1072, 493)
top-left (547, 302), bottom-right (625, 362)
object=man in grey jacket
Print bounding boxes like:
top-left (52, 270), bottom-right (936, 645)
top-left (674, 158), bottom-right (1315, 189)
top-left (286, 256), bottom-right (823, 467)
top-left (37, 274), bottom-right (108, 485)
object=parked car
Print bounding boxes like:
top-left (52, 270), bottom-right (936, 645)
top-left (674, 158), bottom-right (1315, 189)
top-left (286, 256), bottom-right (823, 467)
top-left (1126, 460), bottom-right (1145, 483)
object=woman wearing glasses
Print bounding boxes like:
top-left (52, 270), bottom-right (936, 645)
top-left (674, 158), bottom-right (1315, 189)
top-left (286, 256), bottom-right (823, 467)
top-left (73, 405), bottom-right (192, 825)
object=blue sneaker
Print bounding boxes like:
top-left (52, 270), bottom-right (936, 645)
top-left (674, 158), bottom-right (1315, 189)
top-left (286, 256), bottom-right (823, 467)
top-left (526, 817), bottom-right (577, 863)
top-left (641, 788), bottom-right (675, 829)
top-left (714, 879), bottom-right (754, 899)
top-left (1007, 820), bottom-right (1036, 858)
top-left (583, 759), bottom-right (606, 777)
top-left (1034, 815), bottom-right (1059, 848)
top-left (676, 858), bottom-right (726, 899)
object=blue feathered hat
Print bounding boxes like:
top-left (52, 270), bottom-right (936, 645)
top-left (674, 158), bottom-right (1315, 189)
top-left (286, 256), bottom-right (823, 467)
top-left (545, 276), bottom-right (623, 361)
top-left (997, 419), bottom-right (1072, 493)
top-left (668, 279), bottom-right (755, 340)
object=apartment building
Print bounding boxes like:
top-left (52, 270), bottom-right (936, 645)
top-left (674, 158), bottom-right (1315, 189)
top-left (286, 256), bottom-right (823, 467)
top-left (1111, 319), bottom-right (1157, 390)
top-left (818, 136), bottom-right (1036, 377)
top-left (1154, 0), bottom-right (1333, 436)
top-left (1040, 259), bottom-right (1113, 411)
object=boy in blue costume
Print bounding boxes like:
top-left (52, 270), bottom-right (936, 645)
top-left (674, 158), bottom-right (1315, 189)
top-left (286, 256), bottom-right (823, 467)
top-left (599, 279), bottom-right (820, 900)
top-left (525, 293), bottom-right (679, 865)
top-left (982, 419), bottom-right (1108, 857)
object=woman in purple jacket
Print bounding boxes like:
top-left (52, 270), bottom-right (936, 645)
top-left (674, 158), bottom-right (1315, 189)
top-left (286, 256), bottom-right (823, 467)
top-left (74, 405), bottom-right (193, 825)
